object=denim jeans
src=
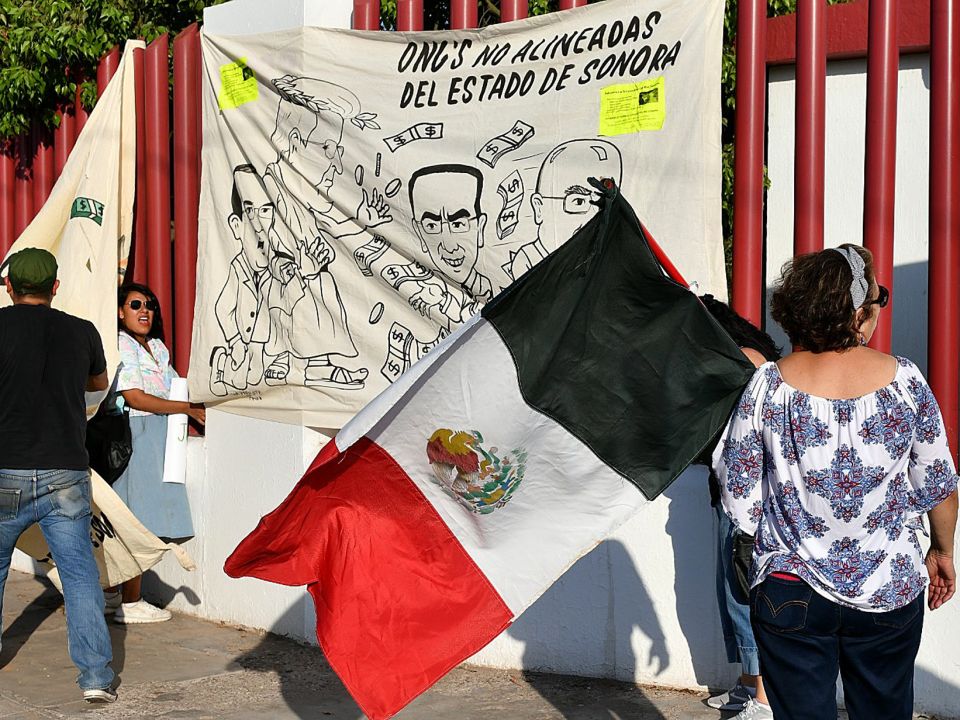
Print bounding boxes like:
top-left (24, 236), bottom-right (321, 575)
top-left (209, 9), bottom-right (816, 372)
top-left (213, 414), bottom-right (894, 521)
top-left (0, 469), bottom-right (114, 691)
top-left (751, 576), bottom-right (923, 720)
top-left (714, 505), bottom-right (760, 675)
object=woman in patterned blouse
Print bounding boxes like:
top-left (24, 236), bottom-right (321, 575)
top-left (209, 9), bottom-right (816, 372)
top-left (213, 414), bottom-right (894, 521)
top-left (713, 244), bottom-right (957, 720)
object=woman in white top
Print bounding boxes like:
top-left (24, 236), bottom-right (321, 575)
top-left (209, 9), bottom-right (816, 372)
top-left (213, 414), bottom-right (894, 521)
top-left (109, 283), bottom-right (205, 624)
top-left (713, 245), bottom-right (957, 720)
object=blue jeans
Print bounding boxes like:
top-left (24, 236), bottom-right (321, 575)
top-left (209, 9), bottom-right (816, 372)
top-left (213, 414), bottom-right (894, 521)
top-left (0, 469), bottom-right (114, 691)
top-left (751, 576), bottom-right (923, 720)
top-left (714, 505), bottom-right (760, 675)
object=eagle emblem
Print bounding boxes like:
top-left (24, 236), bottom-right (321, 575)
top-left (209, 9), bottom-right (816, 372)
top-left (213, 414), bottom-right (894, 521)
top-left (425, 429), bottom-right (526, 514)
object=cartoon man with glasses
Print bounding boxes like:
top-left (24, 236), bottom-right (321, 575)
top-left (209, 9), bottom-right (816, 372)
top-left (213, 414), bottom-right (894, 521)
top-left (260, 75), bottom-right (390, 390)
top-left (505, 139), bottom-right (623, 282)
top-left (406, 164), bottom-right (492, 329)
top-left (210, 165), bottom-right (276, 396)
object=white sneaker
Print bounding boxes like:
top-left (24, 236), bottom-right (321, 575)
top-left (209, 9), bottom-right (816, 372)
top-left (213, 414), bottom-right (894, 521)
top-left (113, 599), bottom-right (172, 624)
top-left (706, 681), bottom-right (756, 711)
top-left (103, 590), bottom-right (122, 615)
top-left (731, 697), bottom-right (775, 719)
top-left (83, 687), bottom-right (118, 703)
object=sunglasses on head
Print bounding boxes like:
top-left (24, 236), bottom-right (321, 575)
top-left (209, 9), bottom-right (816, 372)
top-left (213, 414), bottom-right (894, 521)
top-left (863, 285), bottom-right (889, 309)
top-left (127, 299), bottom-right (158, 312)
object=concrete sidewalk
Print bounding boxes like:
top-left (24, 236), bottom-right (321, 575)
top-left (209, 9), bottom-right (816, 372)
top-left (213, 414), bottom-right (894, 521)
top-left (0, 570), bottom-right (928, 719)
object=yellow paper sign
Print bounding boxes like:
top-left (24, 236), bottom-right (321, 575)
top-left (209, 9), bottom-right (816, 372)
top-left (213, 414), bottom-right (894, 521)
top-left (598, 77), bottom-right (666, 136)
top-left (218, 58), bottom-right (258, 110)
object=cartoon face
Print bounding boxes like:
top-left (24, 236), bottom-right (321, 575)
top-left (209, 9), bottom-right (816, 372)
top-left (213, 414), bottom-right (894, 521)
top-left (410, 171), bottom-right (487, 284)
top-left (531, 140), bottom-right (623, 248)
top-left (286, 114), bottom-right (345, 215)
top-left (229, 170), bottom-right (273, 273)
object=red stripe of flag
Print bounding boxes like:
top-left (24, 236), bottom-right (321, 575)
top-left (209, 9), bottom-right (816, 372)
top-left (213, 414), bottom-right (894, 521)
top-left (225, 437), bottom-right (513, 719)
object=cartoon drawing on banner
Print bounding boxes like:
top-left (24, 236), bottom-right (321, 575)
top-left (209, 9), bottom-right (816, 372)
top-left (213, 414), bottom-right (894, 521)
top-left (209, 165), bottom-right (274, 396)
top-left (259, 75), bottom-right (393, 390)
top-left (496, 170), bottom-right (523, 240)
top-left (504, 139), bottom-right (623, 282)
top-left (383, 122), bottom-right (444, 152)
top-left (381, 321), bottom-right (448, 383)
top-left (476, 120), bottom-right (535, 168)
top-left (406, 164), bottom-right (493, 330)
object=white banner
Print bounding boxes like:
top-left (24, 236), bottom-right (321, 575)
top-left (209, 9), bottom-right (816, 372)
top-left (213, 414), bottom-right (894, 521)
top-left (192, 0), bottom-right (725, 426)
top-left (2, 40), bottom-right (140, 377)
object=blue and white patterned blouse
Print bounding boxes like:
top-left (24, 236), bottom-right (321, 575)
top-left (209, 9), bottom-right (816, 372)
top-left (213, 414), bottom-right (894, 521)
top-left (713, 358), bottom-right (958, 612)
top-left (116, 332), bottom-right (178, 417)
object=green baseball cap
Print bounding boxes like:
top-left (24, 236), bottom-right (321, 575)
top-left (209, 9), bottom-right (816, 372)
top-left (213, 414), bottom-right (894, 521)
top-left (4, 248), bottom-right (58, 294)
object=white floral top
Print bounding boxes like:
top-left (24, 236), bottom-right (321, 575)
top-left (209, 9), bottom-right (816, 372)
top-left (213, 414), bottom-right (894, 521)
top-left (116, 332), bottom-right (178, 417)
top-left (713, 358), bottom-right (958, 611)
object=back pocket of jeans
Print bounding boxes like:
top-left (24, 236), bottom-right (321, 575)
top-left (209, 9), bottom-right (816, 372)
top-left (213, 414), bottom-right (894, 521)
top-left (754, 579), bottom-right (813, 633)
top-left (48, 476), bottom-right (90, 520)
top-left (873, 596), bottom-right (922, 629)
top-left (0, 488), bottom-right (20, 521)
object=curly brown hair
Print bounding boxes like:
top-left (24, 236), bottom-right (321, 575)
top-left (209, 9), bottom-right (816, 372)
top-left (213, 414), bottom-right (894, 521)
top-left (770, 244), bottom-right (875, 353)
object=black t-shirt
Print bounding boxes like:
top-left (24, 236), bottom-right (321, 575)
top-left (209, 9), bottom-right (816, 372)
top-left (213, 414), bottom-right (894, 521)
top-left (0, 304), bottom-right (107, 470)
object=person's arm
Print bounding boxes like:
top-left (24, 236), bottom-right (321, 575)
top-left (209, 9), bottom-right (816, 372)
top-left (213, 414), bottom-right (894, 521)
top-left (904, 364), bottom-right (960, 609)
top-left (714, 368), bottom-right (767, 535)
top-left (119, 389), bottom-right (205, 424)
top-left (86, 370), bottom-right (109, 392)
top-left (927, 491), bottom-right (957, 610)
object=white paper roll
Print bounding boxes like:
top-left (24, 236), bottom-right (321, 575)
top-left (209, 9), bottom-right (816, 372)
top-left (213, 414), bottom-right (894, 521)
top-left (162, 377), bottom-right (189, 484)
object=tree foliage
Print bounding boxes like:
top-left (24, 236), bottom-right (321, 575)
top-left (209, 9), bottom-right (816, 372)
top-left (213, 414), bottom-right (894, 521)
top-left (0, 0), bottom-right (221, 138)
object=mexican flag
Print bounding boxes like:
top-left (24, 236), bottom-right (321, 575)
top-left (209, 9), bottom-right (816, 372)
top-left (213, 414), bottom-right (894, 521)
top-left (224, 187), bottom-right (754, 720)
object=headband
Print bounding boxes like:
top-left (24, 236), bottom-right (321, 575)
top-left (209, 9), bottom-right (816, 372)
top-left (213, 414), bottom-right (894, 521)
top-left (828, 247), bottom-right (869, 309)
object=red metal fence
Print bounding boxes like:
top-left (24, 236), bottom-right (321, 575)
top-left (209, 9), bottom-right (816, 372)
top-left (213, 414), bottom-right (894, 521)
top-left (732, 0), bottom-right (959, 461)
top-left (0, 0), bottom-right (957, 455)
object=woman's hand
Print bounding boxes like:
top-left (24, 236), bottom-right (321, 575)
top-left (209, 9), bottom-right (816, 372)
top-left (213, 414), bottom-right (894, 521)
top-left (187, 403), bottom-right (206, 425)
top-left (925, 548), bottom-right (956, 610)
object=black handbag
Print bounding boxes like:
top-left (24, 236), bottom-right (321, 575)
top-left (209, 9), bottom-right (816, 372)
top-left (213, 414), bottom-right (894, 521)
top-left (732, 530), bottom-right (756, 602)
top-left (86, 402), bottom-right (132, 485)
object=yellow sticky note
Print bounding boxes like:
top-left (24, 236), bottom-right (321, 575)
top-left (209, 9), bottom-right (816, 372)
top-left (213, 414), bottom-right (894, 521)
top-left (598, 77), bottom-right (666, 136)
top-left (218, 58), bottom-right (258, 110)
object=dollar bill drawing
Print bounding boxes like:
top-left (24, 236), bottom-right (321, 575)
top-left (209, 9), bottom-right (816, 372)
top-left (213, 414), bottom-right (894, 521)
top-left (496, 170), bottom-right (524, 240)
top-left (381, 322), bottom-right (449, 383)
top-left (383, 122), bottom-right (444, 153)
top-left (380, 260), bottom-right (433, 289)
top-left (353, 235), bottom-right (390, 277)
top-left (476, 120), bottom-right (535, 168)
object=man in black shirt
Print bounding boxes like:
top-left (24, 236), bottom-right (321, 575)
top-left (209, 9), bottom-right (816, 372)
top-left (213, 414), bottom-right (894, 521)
top-left (0, 248), bottom-right (116, 703)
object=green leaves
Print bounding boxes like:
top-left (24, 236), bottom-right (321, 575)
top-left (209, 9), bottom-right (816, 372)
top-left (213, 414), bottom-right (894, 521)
top-left (0, 0), bottom-right (225, 138)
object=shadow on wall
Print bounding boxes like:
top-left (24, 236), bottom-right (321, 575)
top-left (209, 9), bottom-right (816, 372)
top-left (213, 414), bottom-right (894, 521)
top-left (506, 538), bottom-right (670, 719)
top-left (661, 468), bottom-right (730, 689)
top-left (914, 667), bottom-right (960, 719)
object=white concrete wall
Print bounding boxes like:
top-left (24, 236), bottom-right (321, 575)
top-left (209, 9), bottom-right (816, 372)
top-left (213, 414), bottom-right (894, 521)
top-left (765, 56), bottom-right (960, 718)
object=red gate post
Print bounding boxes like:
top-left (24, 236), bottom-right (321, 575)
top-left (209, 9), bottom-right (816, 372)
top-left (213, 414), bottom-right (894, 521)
top-left (501, 0), bottom-right (528, 23)
top-left (0, 141), bottom-right (14, 254)
top-left (173, 25), bottom-right (202, 376)
top-left (131, 46), bottom-right (149, 286)
top-left (97, 47), bottom-right (121, 98)
top-left (145, 35), bottom-right (173, 349)
top-left (928, 0), bottom-right (960, 463)
top-left (559, 0), bottom-right (588, 9)
top-left (13, 134), bottom-right (33, 237)
top-left (397, 0), bottom-right (424, 31)
top-left (794, 0), bottom-right (826, 255)
top-left (54, 106), bottom-right (76, 179)
top-left (353, 0), bottom-right (381, 30)
top-left (74, 83), bottom-right (89, 139)
top-left (31, 123), bottom-right (55, 212)
top-left (732, 0), bottom-right (767, 327)
top-left (450, 0), bottom-right (477, 29)
top-left (863, 0), bottom-right (898, 353)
